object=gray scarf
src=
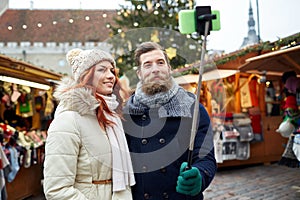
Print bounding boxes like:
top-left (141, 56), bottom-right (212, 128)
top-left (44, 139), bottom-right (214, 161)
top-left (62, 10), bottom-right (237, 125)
top-left (129, 78), bottom-right (195, 118)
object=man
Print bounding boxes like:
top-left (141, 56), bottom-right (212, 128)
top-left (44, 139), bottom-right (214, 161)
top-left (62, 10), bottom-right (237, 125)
top-left (122, 42), bottom-right (216, 200)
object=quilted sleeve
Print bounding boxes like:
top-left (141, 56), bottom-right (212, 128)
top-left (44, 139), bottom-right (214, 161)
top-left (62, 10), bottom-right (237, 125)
top-left (43, 111), bottom-right (87, 200)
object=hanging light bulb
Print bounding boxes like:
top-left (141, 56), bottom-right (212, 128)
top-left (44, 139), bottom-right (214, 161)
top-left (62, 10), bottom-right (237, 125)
top-left (133, 22), bottom-right (139, 27)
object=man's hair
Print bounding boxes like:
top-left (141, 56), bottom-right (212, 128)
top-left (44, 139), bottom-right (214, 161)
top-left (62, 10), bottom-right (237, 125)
top-left (134, 42), bottom-right (170, 68)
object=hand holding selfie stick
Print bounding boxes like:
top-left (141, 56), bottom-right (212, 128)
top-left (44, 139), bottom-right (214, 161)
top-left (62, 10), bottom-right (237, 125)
top-left (179, 7), bottom-right (219, 169)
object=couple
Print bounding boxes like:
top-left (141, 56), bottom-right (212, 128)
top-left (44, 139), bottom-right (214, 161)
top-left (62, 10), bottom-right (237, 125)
top-left (43, 42), bottom-right (217, 200)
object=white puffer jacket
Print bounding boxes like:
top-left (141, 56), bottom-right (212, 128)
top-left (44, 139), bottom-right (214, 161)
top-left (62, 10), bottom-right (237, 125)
top-left (43, 77), bottom-right (131, 200)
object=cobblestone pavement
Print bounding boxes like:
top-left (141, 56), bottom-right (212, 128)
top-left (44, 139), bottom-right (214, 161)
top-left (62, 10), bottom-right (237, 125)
top-left (26, 163), bottom-right (300, 200)
top-left (204, 163), bottom-right (300, 200)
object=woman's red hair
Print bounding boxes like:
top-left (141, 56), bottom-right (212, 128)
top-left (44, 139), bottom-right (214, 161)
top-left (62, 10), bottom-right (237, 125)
top-left (76, 66), bottom-right (128, 129)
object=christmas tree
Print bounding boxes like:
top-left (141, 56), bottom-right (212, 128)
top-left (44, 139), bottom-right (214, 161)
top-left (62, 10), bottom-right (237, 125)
top-left (106, 0), bottom-right (203, 86)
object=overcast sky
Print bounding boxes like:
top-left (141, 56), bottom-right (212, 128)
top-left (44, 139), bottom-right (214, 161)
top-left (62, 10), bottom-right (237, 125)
top-left (8, 0), bottom-right (300, 53)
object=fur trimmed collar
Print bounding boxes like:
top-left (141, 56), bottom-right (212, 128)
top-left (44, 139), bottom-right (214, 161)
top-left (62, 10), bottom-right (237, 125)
top-left (53, 77), bottom-right (99, 116)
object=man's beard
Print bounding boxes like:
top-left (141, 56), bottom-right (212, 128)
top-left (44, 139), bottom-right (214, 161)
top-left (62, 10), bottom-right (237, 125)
top-left (141, 78), bottom-right (173, 95)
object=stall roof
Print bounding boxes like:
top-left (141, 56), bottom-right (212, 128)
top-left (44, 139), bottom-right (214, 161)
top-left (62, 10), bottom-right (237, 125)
top-left (174, 69), bottom-right (239, 84)
top-left (0, 54), bottom-right (62, 85)
top-left (239, 45), bottom-right (300, 76)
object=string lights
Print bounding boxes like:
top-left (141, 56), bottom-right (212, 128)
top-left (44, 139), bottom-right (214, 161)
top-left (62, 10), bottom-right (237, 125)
top-left (5, 11), bottom-right (113, 32)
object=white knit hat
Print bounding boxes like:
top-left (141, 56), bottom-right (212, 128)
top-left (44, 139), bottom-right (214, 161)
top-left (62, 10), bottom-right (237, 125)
top-left (66, 48), bottom-right (116, 82)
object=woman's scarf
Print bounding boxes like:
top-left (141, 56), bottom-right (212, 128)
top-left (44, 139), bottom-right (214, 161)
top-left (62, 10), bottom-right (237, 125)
top-left (100, 94), bottom-right (136, 192)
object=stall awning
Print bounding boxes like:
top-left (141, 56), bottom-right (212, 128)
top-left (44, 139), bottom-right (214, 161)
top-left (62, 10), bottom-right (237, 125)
top-left (239, 45), bottom-right (300, 76)
top-left (0, 54), bottom-right (62, 87)
top-left (174, 69), bottom-right (239, 85)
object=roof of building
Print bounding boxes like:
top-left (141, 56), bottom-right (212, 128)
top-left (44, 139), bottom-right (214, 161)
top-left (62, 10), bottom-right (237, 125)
top-left (0, 9), bottom-right (117, 43)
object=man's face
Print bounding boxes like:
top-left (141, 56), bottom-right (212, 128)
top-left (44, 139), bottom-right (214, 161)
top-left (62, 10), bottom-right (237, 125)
top-left (137, 49), bottom-right (171, 83)
top-left (137, 49), bottom-right (172, 95)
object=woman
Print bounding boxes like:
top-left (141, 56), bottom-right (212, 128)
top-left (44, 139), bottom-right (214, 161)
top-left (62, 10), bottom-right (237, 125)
top-left (43, 48), bottom-right (135, 199)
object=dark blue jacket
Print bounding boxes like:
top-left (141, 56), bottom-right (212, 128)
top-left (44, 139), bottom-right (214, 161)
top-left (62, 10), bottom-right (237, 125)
top-left (123, 93), bottom-right (217, 200)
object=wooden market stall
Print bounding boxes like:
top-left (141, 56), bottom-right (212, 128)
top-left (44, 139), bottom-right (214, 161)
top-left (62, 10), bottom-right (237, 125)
top-left (175, 40), bottom-right (300, 167)
top-left (231, 44), bottom-right (300, 167)
top-left (175, 71), bottom-right (288, 167)
top-left (0, 54), bottom-right (62, 199)
top-left (211, 71), bottom-right (289, 167)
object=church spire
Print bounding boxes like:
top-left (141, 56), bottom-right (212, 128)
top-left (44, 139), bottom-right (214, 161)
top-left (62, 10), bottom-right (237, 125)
top-left (240, 0), bottom-right (259, 49)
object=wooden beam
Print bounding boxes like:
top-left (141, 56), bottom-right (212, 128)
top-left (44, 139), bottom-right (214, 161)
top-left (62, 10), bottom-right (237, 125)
top-left (282, 54), bottom-right (300, 71)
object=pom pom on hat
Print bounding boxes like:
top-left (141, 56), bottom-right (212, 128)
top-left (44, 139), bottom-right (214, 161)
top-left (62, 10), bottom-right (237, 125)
top-left (66, 48), bottom-right (82, 66)
top-left (66, 48), bottom-right (116, 82)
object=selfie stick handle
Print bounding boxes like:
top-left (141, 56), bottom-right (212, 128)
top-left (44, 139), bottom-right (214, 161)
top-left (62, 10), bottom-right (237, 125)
top-left (186, 20), bottom-right (210, 170)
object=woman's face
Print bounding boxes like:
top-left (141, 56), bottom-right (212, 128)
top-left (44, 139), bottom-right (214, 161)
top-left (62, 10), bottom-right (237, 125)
top-left (92, 60), bottom-right (116, 95)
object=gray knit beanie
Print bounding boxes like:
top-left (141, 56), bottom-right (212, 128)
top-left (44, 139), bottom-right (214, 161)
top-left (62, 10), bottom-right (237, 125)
top-left (66, 48), bottom-right (116, 82)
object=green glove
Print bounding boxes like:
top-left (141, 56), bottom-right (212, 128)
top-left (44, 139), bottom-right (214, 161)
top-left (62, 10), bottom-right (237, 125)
top-left (176, 162), bottom-right (202, 196)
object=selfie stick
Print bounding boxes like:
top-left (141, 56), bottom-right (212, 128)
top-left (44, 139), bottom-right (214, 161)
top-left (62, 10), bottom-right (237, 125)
top-left (186, 20), bottom-right (210, 169)
top-left (179, 9), bottom-right (219, 169)
top-left (179, 6), bottom-right (220, 169)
